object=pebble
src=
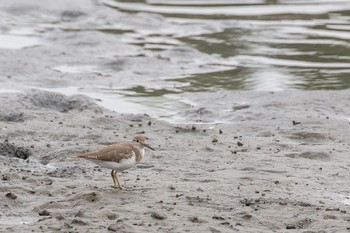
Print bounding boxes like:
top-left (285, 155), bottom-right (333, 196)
top-left (71, 219), bottom-right (87, 225)
top-left (212, 216), bottom-right (225, 221)
top-left (108, 224), bottom-right (119, 232)
top-left (151, 212), bottom-right (167, 220)
top-left (286, 224), bottom-right (297, 229)
top-left (39, 210), bottom-right (50, 216)
top-left (5, 192), bottom-right (17, 200)
top-left (188, 216), bottom-right (207, 223)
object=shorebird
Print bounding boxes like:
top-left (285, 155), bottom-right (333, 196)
top-left (78, 135), bottom-right (154, 189)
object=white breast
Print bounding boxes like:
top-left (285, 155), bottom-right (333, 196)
top-left (140, 148), bottom-right (145, 160)
top-left (88, 153), bottom-right (137, 172)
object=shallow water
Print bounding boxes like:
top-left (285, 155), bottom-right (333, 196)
top-left (1, 0), bottom-right (350, 122)
top-left (105, 0), bottom-right (350, 91)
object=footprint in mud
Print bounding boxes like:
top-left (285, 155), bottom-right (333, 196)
top-left (68, 191), bottom-right (100, 203)
top-left (285, 151), bottom-right (330, 161)
top-left (288, 132), bottom-right (329, 143)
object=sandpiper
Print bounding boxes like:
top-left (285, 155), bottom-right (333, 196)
top-left (78, 135), bottom-right (154, 189)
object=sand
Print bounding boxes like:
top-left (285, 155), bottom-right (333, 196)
top-left (1, 89), bottom-right (350, 232)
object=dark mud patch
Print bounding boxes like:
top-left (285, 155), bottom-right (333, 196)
top-left (288, 132), bottom-right (329, 143)
top-left (181, 107), bottom-right (215, 123)
top-left (47, 165), bottom-right (86, 178)
top-left (285, 151), bottom-right (330, 161)
top-left (0, 112), bottom-right (26, 122)
top-left (0, 141), bottom-right (32, 159)
top-left (286, 218), bottom-right (313, 230)
top-left (232, 104), bottom-right (250, 111)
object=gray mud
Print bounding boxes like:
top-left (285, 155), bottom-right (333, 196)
top-left (2, 0), bottom-right (350, 123)
top-left (1, 90), bottom-right (350, 232)
top-left (1, 0), bottom-right (350, 232)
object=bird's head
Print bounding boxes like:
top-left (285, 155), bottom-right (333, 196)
top-left (133, 135), bottom-right (155, 150)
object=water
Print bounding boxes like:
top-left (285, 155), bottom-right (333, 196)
top-left (105, 0), bottom-right (350, 90)
top-left (1, 0), bottom-right (350, 122)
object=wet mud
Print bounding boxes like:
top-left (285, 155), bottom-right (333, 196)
top-left (0, 90), bottom-right (349, 232)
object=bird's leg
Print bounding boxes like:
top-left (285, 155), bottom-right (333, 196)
top-left (115, 172), bottom-right (123, 190)
top-left (111, 170), bottom-right (118, 188)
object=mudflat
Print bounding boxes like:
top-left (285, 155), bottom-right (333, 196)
top-left (1, 90), bottom-right (349, 232)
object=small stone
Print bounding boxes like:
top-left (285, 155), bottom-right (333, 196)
top-left (237, 141), bottom-right (243, 146)
top-left (56, 215), bottom-right (64, 220)
top-left (219, 129), bottom-right (223, 134)
top-left (212, 216), bottom-right (225, 221)
top-left (75, 210), bottom-right (84, 217)
top-left (6, 192), bottom-right (17, 199)
top-left (286, 224), bottom-right (297, 229)
top-left (188, 216), bottom-right (206, 223)
top-left (71, 219), bottom-right (87, 225)
top-left (191, 126), bottom-right (196, 131)
top-left (212, 138), bottom-right (218, 143)
top-left (148, 121), bottom-right (152, 126)
top-left (39, 210), bottom-right (50, 216)
top-left (242, 214), bottom-right (252, 220)
top-left (220, 221), bottom-right (230, 225)
top-left (108, 224), bottom-right (119, 232)
top-left (209, 227), bottom-right (221, 233)
top-left (106, 212), bottom-right (117, 220)
top-left (151, 212), bottom-right (166, 220)
top-left (292, 120), bottom-right (301, 125)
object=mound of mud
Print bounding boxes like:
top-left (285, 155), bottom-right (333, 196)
top-left (0, 140), bottom-right (32, 160)
top-left (22, 90), bottom-right (103, 113)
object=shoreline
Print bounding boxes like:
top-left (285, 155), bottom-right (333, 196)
top-left (1, 89), bottom-right (349, 232)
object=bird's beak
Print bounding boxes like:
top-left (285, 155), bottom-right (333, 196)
top-left (144, 143), bottom-right (155, 151)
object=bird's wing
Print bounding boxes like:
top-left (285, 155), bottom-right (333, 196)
top-left (79, 143), bottom-right (135, 163)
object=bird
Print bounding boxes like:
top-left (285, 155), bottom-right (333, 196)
top-left (78, 135), bottom-right (154, 189)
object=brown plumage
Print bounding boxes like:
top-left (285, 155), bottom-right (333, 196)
top-left (78, 135), bottom-right (154, 189)
top-left (79, 142), bottom-right (143, 163)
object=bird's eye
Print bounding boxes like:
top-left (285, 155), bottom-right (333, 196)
top-left (136, 140), bottom-right (139, 143)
